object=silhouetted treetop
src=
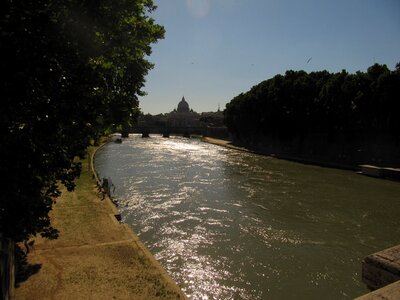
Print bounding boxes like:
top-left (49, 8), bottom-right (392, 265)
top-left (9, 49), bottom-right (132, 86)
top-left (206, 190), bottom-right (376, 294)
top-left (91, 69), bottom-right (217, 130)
top-left (0, 0), bottom-right (164, 241)
top-left (224, 63), bottom-right (400, 143)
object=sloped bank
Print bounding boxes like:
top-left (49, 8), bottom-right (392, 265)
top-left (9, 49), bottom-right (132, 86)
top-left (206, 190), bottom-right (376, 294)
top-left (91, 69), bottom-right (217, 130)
top-left (203, 136), bottom-right (400, 174)
top-left (15, 143), bottom-right (186, 300)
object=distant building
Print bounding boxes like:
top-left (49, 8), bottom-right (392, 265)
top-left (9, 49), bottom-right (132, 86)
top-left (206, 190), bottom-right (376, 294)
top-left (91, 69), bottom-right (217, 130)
top-left (136, 96), bottom-right (229, 139)
top-left (167, 96), bottom-right (200, 127)
top-left (177, 96), bottom-right (190, 113)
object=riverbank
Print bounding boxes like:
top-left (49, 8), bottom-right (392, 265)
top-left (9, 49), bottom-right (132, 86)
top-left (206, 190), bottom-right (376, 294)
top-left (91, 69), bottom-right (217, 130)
top-left (15, 145), bottom-right (186, 299)
top-left (202, 137), bottom-right (360, 171)
top-left (202, 137), bottom-right (400, 181)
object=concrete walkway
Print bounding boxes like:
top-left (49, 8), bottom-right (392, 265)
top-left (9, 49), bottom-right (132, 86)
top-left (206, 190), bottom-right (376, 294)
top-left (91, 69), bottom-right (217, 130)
top-left (15, 148), bottom-right (186, 299)
top-left (355, 280), bottom-right (400, 300)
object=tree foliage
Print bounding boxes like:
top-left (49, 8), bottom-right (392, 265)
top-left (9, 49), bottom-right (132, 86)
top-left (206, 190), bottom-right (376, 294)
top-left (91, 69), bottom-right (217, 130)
top-left (0, 0), bottom-right (164, 241)
top-left (225, 64), bottom-right (400, 144)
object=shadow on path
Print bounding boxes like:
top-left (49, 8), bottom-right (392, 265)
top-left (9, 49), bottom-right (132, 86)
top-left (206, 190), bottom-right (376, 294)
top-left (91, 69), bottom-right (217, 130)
top-left (14, 245), bottom-right (41, 288)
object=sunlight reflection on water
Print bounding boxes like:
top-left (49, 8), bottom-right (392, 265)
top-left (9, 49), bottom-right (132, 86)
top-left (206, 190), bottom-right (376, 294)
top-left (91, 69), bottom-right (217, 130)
top-left (95, 134), bottom-right (400, 300)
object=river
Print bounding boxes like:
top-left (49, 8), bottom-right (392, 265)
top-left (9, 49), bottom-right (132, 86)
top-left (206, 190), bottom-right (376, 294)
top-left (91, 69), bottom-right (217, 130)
top-left (94, 134), bottom-right (400, 299)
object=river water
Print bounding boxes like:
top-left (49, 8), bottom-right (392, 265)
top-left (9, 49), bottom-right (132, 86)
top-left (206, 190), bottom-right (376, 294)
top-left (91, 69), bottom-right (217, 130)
top-left (94, 135), bottom-right (400, 299)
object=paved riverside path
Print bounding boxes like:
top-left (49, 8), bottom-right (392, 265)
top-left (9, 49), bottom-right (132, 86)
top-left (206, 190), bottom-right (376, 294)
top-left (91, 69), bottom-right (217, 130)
top-left (355, 280), bottom-right (400, 300)
top-left (15, 150), bottom-right (186, 300)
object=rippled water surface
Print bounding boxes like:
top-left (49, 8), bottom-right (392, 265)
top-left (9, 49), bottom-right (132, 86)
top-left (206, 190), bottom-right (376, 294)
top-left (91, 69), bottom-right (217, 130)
top-left (95, 135), bottom-right (400, 299)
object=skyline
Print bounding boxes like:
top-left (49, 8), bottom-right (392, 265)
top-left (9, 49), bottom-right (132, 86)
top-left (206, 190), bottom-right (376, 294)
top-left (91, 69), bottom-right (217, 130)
top-left (139, 0), bottom-right (400, 115)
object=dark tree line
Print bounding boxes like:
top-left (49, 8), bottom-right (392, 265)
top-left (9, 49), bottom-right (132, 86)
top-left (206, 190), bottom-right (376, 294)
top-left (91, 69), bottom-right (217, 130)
top-left (0, 1), bottom-right (164, 241)
top-left (225, 63), bottom-right (400, 145)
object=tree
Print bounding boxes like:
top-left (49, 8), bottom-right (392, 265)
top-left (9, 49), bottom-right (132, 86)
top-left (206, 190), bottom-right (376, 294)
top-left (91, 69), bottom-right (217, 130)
top-left (0, 0), bottom-right (164, 241)
top-left (224, 63), bottom-right (400, 144)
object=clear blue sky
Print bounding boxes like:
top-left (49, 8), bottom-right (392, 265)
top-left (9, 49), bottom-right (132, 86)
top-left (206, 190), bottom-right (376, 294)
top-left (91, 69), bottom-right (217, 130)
top-left (139, 0), bottom-right (400, 115)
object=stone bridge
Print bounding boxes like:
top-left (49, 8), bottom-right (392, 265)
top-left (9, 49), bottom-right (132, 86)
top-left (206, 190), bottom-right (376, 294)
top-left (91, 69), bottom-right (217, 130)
top-left (129, 126), bottom-right (205, 138)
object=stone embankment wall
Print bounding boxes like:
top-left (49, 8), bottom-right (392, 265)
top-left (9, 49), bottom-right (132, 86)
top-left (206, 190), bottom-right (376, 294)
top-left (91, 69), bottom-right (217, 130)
top-left (0, 235), bottom-right (15, 300)
top-left (235, 134), bottom-right (400, 169)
